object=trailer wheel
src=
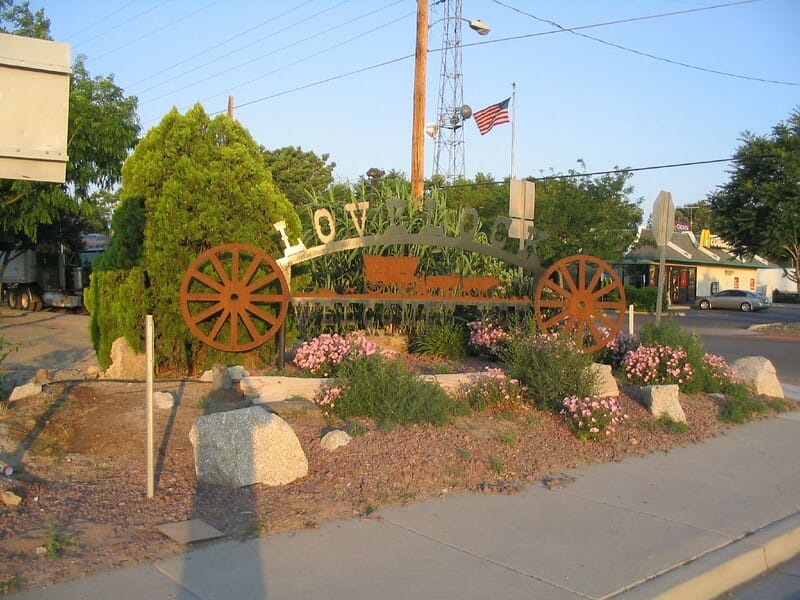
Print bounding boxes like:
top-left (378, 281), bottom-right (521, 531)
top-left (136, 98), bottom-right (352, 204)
top-left (7, 289), bottom-right (19, 310)
top-left (19, 287), bottom-right (34, 311)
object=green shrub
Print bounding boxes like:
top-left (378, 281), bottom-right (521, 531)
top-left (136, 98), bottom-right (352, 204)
top-left (638, 319), bottom-right (706, 393)
top-left (719, 385), bottom-right (767, 423)
top-left (455, 367), bottom-right (527, 411)
top-left (500, 331), bottom-right (597, 411)
top-left (410, 323), bottom-right (467, 359)
top-left (624, 285), bottom-right (668, 312)
top-left (644, 414), bottom-right (689, 434)
top-left (315, 354), bottom-right (455, 427)
top-left (772, 290), bottom-right (799, 304)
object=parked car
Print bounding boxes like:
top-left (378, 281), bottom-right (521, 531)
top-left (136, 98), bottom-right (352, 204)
top-left (693, 289), bottom-right (771, 312)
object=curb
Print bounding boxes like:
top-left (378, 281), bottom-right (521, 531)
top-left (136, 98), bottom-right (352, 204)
top-left (615, 513), bottom-right (800, 599)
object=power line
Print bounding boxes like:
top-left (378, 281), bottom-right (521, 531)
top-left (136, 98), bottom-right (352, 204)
top-left (63, 0), bottom-right (138, 42)
top-left (135, 0), bottom-right (353, 98)
top-left (489, 0), bottom-right (799, 87)
top-left (92, 1), bottom-right (219, 62)
top-left (71, 0), bottom-right (176, 48)
top-left (212, 0), bottom-right (796, 119)
top-left (125, 0), bottom-right (317, 89)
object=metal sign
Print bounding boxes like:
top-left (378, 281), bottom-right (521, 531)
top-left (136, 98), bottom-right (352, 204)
top-left (651, 190), bottom-right (675, 248)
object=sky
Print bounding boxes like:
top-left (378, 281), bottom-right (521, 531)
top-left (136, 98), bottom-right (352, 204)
top-left (31, 0), bottom-right (800, 219)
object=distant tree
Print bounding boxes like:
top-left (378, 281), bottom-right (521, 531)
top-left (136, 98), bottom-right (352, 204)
top-left (674, 201), bottom-right (712, 234)
top-left (440, 173), bottom-right (509, 227)
top-left (533, 169), bottom-right (642, 266)
top-left (262, 145), bottom-right (335, 209)
top-left (0, 0), bottom-right (49, 37)
top-left (709, 110), bottom-right (800, 292)
top-left (92, 197), bottom-right (145, 271)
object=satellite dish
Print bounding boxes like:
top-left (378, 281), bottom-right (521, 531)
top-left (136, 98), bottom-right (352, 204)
top-left (424, 123), bottom-right (439, 138)
top-left (460, 104), bottom-right (472, 119)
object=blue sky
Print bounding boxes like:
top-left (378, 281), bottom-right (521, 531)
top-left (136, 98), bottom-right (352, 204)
top-left (35, 0), bottom-right (800, 217)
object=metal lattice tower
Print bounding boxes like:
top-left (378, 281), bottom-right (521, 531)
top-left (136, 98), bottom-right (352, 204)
top-left (432, 0), bottom-right (466, 183)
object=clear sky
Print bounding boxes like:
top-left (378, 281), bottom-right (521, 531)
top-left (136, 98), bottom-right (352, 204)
top-left (33, 0), bottom-right (800, 216)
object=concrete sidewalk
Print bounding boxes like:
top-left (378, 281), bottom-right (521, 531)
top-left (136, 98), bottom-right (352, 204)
top-left (10, 409), bottom-right (800, 599)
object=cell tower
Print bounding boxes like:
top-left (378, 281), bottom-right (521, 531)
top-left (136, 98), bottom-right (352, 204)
top-left (431, 0), bottom-right (469, 184)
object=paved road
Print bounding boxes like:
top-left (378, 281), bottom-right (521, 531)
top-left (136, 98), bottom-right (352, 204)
top-left (0, 307), bottom-right (99, 387)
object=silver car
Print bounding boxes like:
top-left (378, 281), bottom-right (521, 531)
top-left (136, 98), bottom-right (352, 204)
top-left (694, 289), bottom-right (771, 312)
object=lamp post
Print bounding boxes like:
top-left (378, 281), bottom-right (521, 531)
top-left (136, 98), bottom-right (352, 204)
top-left (411, 1), bottom-right (489, 205)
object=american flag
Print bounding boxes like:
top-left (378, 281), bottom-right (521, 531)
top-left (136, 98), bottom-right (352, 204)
top-left (473, 97), bottom-right (510, 135)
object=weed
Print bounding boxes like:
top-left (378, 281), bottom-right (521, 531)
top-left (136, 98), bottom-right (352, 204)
top-left (456, 447), bottom-right (471, 460)
top-left (343, 420), bottom-right (368, 437)
top-left (0, 575), bottom-right (21, 594)
top-left (719, 386), bottom-right (767, 424)
top-left (43, 520), bottom-right (77, 558)
top-left (490, 456), bottom-right (505, 475)
top-left (644, 414), bottom-right (688, 434)
top-left (446, 464), bottom-right (466, 479)
top-left (493, 431), bottom-right (517, 446)
top-left (410, 324), bottom-right (467, 359)
top-left (32, 438), bottom-right (66, 460)
top-left (400, 491), bottom-right (416, 503)
top-left (195, 396), bottom-right (210, 410)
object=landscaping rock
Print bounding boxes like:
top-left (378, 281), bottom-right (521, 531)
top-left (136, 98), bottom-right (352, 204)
top-left (103, 337), bottom-right (146, 381)
top-left (210, 364), bottom-right (232, 391)
top-left (732, 356), bottom-right (784, 398)
top-left (189, 406), bottom-right (307, 487)
top-left (33, 369), bottom-right (51, 383)
top-left (199, 365), bottom-right (249, 383)
top-left (1, 490), bottom-right (21, 507)
top-left (589, 363), bottom-right (619, 398)
top-left (642, 384), bottom-right (686, 423)
top-left (153, 391), bottom-right (175, 410)
top-left (320, 430), bottom-right (352, 451)
top-left (8, 382), bottom-right (43, 402)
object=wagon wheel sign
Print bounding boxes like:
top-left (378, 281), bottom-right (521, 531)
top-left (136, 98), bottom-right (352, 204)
top-left (534, 254), bottom-right (626, 352)
top-left (180, 243), bottom-right (289, 352)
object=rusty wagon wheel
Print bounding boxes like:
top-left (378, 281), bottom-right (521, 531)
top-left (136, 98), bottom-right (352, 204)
top-left (533, 254), bottom-right (626, 353)
top-left (180, 243), bottom-right (289, 352)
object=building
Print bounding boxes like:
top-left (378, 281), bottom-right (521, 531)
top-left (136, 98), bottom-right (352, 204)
top-left (620, 228), bottom-right (770, 306)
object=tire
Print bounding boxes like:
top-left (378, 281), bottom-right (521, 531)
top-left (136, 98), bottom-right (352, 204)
top-left (740, 302), bottom-right (752, 312)
top-left (7, 289), bottom-right (19, 309)
top-left (699, 299), bottom-right (710, 310)
top-left (19, 287), bottom-right (33, 311)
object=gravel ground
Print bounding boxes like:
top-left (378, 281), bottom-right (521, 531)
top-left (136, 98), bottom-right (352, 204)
top-left (0, 363), bottom-right (787, 595)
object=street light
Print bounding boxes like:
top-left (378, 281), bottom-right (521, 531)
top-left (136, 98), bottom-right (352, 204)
top-left (411, 2), bottom-right (489, 204)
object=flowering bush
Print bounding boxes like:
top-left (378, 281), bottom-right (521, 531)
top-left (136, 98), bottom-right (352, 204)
top-left (561, 395), bottom-right (628, 441)
top-left (700, 353), bottom-right (739, 392)
top-left (500, 330), bottom-right (597, 410)
top-left (313, 382), bottom-right (346, 417)
top-left (622, 344), bottom-right (694, 389)
top-left (456, 367), bottom-right (528, 411)
top-left (595, 329), bottom-right (640, 370)
top-left (467, 318), bottom-right (510, 356)
top-left (293, 333), bottom-right (387, 376)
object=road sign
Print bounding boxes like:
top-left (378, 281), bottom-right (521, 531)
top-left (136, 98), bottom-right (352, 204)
top-left (652, 190), bottom-right (675, 247)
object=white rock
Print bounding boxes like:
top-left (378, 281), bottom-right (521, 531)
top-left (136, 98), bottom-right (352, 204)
top-left (588, 363), bottom-right (619, 398)
top-left (199, 365), bottom-right (250, 383)
top-left (732, 356), bottom-right (784, 398)
top-left (153, 391), bottom-right (175, 410)
top-left (8, 382), bottom-right (43, 402)
top-left (320, 430), bottom-right (352, 451)
top-left (643, 384), bottom-right (686, 423)
top-left (189, 406), bottom-right (307, 487)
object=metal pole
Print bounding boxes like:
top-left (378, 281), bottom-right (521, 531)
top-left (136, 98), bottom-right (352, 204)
top-left (146, 314), bottom-right (154, 498)
top-left (411, 0), bottom-right (429, 206)
top-left (510, 82), bottom-right (516, 180)
top-left (655, 245), bottom-right (667, 325)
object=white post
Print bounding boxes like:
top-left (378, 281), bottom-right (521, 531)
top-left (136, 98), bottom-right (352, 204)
top-left (628, 303), bottom-right (635, 336)
top-left (510, 82), bottom-right (517, 180)
top-left (146, 314), bottom-right (154, 499)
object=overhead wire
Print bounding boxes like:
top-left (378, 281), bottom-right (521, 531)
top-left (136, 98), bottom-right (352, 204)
top-left (62, 0), bottom-right (138, 42)
top-left (135, 0), bottom-right (354, 99)
top-left (488, 0), bottom-right (799, 87)
top-left (70, 0), bottom-right (176, 48)
top-left (92, 0), bottom-right (219, 61)
top-left (211, 0), bottom-right (796, 119)
top-left (125, 0), bottom-right (317, 89)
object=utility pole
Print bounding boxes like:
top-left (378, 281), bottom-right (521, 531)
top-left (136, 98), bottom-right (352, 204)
top-left (411, 0), bottom-right (429, 205)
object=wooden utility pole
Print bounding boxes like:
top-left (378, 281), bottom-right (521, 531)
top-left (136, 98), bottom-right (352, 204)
top-left (411, 0), bottom-right (428, 206)
top-left (227, 95), bottom-right (234, 119)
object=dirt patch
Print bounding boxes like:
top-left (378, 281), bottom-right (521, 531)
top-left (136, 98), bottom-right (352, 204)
top-left (751, 321), bottom-right (800, 337)
top-left (0, 363), bottom-right (790, 595)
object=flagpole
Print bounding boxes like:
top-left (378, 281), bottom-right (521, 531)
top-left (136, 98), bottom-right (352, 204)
top-left (510, 82), bottom-right (516, 180)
